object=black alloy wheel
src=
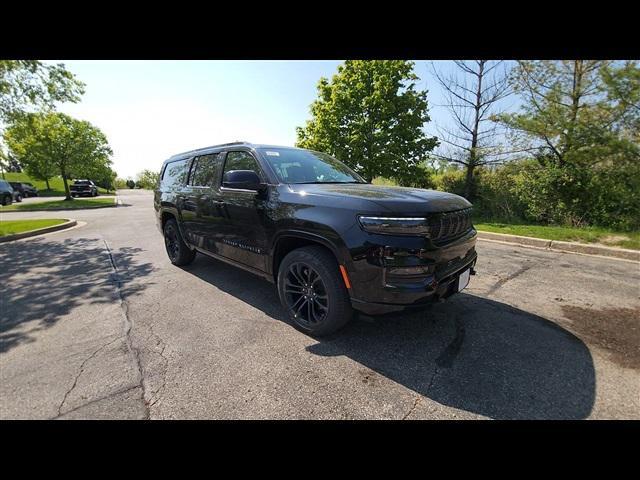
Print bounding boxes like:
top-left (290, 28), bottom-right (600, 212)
top-left (283, 262), bottom-right (330, 327)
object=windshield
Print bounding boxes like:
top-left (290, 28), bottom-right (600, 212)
top-left (258, 148), bottom-right (365, 184)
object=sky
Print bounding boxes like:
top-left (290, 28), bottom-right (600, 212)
top-left (47, 60), bottom-right (514, 179)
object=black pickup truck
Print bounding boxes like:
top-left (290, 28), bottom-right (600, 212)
top-left (70, 180), bottom-right (99, 197)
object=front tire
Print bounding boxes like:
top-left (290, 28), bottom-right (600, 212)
top-left (277, 246), bottom-right (353, 336)
top-left (2, 194), bottom-right (11, 206)
top-left (163, 218), bottom-right (196, 266)
top-left (15, 194), bottom-right (22, 202)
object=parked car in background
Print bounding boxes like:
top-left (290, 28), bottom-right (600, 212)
top-left (9, 182), bottom-right (38, 198)
top-left (0, 179), bottom-right (22, 205)
top-left (70, 180), bottom-right (99, 197)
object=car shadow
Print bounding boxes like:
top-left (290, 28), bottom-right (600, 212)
top-left (184, 254), bottom-right (596, 420)
top-left (0, 237), bottom-right (155, 353)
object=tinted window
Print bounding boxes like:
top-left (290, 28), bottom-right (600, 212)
top-left (223, 151), bottom-right (261, 179)
top-left (189, 154), bottom-right (220, 187)
top-left (161, 159), bottom-right (190, 190)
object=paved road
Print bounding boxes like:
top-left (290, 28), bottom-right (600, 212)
top-left (1, 190), bottom-right (639, 419)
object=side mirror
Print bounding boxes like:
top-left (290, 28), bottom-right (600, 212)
top-left (222, 170), bottom-right (264, 192)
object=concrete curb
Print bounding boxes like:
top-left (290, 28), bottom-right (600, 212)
top-left (0, 219), bottom-right (78, 243)
top-left (477, 231), bottom-right (640, 262)
top-left (0, 197), bottom-right (117, 213)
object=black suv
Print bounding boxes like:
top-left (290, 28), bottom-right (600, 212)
top-left (0, 179), bottom-right (17, 205)
top-left (154, 143), bottom-right (477, 336)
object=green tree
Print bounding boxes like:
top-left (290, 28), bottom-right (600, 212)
top-left (1, 60), bottom-right (84, 178)
top-left (135, 169), bottom-right (160, 190)
top-left (496, 60), bottom-right (639, 167)
top-left (0, 60), bottom-right (85, 123)
top-left (495, 60), bottom-right (640, 227)
top-left (4, 112), bottom-right (113, 200)
top-left (1, 113), bottom-right (57, 188)
top-left (296, 60), bottom-right (438, 185)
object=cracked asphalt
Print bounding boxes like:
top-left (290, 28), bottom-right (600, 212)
top-left (1, 190), bottom-right (639, 419)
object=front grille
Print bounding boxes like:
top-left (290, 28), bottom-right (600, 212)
top-left (429, 208), bottom-right (473, 242)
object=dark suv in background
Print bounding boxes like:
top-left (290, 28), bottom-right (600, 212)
top-left (154, 142), bottom-right (477, 336)
top-left (1, 179), bottom-right (15, 205)
top-left (9, 182), bottom-right (38, 198)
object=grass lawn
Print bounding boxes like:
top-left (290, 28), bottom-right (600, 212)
top-left (2, 172), bottom-right (115, 196)
top-left (0, 219), bottom-right (67, 236)
top-left (0, 197), bottom-right (115, 212)
top-left (475, 221), bottom-right (640, 250)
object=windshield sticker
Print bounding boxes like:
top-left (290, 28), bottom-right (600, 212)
top-left (265, 151), bottom-right (280, 156)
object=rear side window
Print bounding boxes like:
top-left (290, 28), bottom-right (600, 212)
top-left (161, 159), bottom-right (190, 190)
top-left (189, 154), bottom-right (220, 187)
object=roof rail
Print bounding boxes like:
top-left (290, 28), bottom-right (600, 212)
top-left (169, 141), bottom-right (252, 159)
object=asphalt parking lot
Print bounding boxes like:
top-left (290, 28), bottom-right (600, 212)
top-left (1, 190), bottom-right (638, 419)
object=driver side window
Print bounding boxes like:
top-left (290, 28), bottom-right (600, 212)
top-left (223, 151), bottom-right (261, 179)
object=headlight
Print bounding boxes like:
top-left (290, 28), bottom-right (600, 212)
top-left (357, 216), bottom-right (431, 236)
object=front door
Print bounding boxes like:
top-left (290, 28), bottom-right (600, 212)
top-left (216, 150), bottom-right (270, 272)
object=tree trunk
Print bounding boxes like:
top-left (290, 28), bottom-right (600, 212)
top-left (464, 164), bottom-right (475, 200)
top-left (61, 169), bottom-right (72, 201)
top-left (45, 178), bottom-right (50, 190)
top-left (465, 61), bottom-right (485, 201)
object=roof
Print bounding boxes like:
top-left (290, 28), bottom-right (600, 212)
top-left (166, 142), bottom-right (302, 161)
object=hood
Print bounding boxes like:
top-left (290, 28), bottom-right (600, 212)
top-left (286, 183), bottom-right (471, 214)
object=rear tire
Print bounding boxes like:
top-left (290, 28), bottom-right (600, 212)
top-left (163, 218), bottom-right (196, 266)
top-left (15, 194), bottom-right (22, 202)
top-left (277, 246), bottom-right (353, 336)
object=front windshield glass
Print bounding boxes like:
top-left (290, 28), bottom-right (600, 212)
top-left (258, 148), bottom-right (365, 184)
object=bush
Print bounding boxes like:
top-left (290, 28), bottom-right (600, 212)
top-left (432, 169), bottom-right (466, 197)
top-left (430, 159), bottom-right (640, 231)
top-left (474, 165), bottom-right (528, 221)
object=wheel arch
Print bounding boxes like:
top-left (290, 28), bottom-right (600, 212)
top-left (270, 231), bottom-right (345, 283)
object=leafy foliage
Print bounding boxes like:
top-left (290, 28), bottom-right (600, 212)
top-left (4, 112), bottom-right (113, 200)
top-left (0, 60), bottom-right (85, 123)
top-left (296, 60), bottom-right (438, 185)
top-left (135, 169), bottom-right (160, 190)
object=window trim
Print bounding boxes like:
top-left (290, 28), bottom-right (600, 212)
top-left (187, 156), bottom-right (200, 187)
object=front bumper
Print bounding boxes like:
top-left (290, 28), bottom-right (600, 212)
top-left (344, 228), bottom-right (477, 315)
top-left (350, 253), bottom-right (476, 315)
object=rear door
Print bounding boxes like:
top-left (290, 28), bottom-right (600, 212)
top-left (181, 153), bottom-right (225, 253)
